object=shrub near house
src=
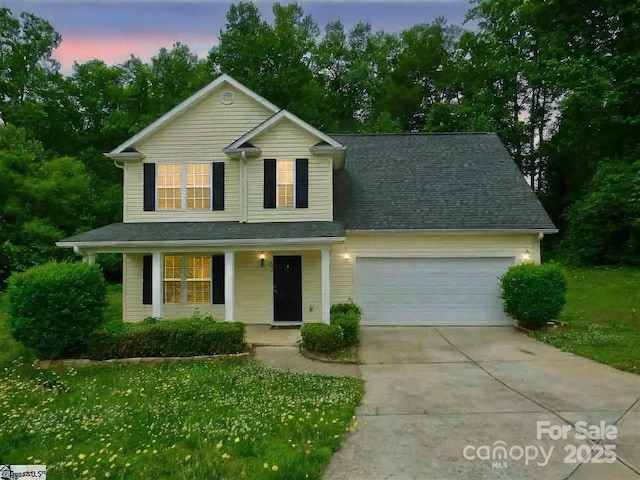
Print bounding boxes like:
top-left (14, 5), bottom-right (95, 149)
top-left (500, 263), bottom-right (568, 330)
top-left (301, 302), bottom-right (362, 353)
top-left (7, 262), bottom-right (106, 359)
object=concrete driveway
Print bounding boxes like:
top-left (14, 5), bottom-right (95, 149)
top-left (324, 327), bottom-right (640, 480)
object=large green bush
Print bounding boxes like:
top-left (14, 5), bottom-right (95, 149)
top-left (330, 302), bottom-right (362, 347)
top-left (7, 261), bottom-right (107, 359)
top-left (300, 323), bottom-right (343, 353)
top-left (87, 319), bottom-right (245, 360)
top-left (500, 263), bottom-right (568, 330)
top-left (331, 312), bottom-right (360, 346)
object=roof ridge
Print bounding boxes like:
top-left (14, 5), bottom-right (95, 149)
top-left (330, 132), bottom-right (495, 137)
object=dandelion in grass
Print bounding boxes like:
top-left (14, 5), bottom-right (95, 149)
top-left (272, 465), bottom-right (279, 471)
top-left (222, 453), bottom-right (230, 459)
top-left (184, 455), bottom-right (191, 461)
top-left (78, 454), bottom-right (86, 460)
top-left (263, 463), bottom-right (269, 469)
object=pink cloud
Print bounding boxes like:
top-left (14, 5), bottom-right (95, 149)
top-left (55, 31), bottom-right (216, 73)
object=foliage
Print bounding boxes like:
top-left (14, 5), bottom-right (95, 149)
top-left (300, 323), bottom-right (344, 353)
top-left (329, 302), bottom-right (362, 347)
top-left (330, 301), bottom-right (362, 317)
top-left (500, 263), bottom-right (567, 329)
top-left (7, 261), bottom-right (107, 359)
top-left (0, 292), bottom-right (35, 367)
top-left (535, 267), bottom-right (640, 373)
top-left (87, 319), bottom-right (245, 360)
top-left (562, 160), bottom-right (640, 265)
top-left (0, 360), bottom-right (363, 479)
top-left (330, 313), bottom-right (360, 347)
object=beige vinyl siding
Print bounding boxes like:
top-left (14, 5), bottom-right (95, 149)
top-left (123, 254), bottom-right (152, 321)
top-left (124, 85), bottom-right (273, 222)
top-left (247, 119), bottom-right (333, 222)
top-left (235, 251), bottom-right (322, 323)
top-left (330, 233), bottom-right (539, 304)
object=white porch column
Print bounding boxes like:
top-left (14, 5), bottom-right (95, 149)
top-left (83, 253), bottom-right (96, 265)
top-left (151, 252), bottom-right (163, 318)
top-left (225, 251), bottom-right (235, 322)
top-left (321, 247), bottom-right (331, 324)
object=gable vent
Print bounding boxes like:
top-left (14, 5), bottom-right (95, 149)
top-left (220, 91), bottom-right (235, 105)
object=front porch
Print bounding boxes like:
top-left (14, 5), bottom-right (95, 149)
top-left (56, 220), bottom-right (346, 325)
top-left (121, 247), bottom-right (334, 325)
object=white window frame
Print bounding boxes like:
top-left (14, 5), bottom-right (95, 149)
top-left (163, 255), bottom-right (212, 305)
top-left (276, 159), bottom-right (296, 208)
top-left (156, 162), bottom-right (212, 211)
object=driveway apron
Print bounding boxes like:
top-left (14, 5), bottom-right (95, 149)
top-left (323, 327), bottom-right (640, 480)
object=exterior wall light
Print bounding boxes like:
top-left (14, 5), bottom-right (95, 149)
top-left (259, 252), bottom-right (266, 267)
top-left (343, 252), bottom-right (351, 260)
top-left (521, 249), bottom-right (533, 263)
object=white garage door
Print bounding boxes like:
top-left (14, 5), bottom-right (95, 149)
top-left (355, 257), bottom-right (514, 326)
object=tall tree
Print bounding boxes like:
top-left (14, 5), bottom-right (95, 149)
top-left (464, 0), bottom-right (562, 192)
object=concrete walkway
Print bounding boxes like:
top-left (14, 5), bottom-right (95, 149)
top-left (323, 327), bottom-right (640, 480)
top-left (246, 324), bottom-right (360, 377)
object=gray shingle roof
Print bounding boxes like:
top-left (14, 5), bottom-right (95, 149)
top-left (59, 221), bottom-right (345, 245)
top-left (332, 133), bottom-right (555, 231)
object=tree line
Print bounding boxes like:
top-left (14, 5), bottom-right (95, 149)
top-left (0, 0), bottom-right (638, 284)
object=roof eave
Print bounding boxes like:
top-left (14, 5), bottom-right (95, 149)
top-left (222, 147), bottom-right (262, 159)
top-left (309, 145), bottom-right (347, 170)
top-left (56, 236), bottom-right (346, 251)
top-left (345, 228), bottom-right (559, 235)
top-left (104, 152), bottom-right (145, 161)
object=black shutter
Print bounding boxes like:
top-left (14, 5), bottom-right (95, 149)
top-left (296, 158), bottom-right (309, 208)
top-left (264, 159), bottom-right (276, 209)
top-left (212, 255), bottom-right (225, 304)
top-left (142, 255), bottom-right (152, 305)
top-left (212, 162), bottom-right (225, 211)
top-left (143, 163), bottom-right (156, 211)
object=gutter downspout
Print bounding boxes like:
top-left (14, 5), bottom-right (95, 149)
top-left (240, 151), bottom-right (249, 223)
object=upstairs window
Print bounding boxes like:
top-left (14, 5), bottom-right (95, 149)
top-left (277, 159), bottom-right (295, 207)
top-left (156, 163), bottom-right (211, 210)
top-left (263, 158), bottom-right (307, 209)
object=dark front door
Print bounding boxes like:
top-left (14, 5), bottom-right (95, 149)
top-left (273, 255), bottom-right (302, 323)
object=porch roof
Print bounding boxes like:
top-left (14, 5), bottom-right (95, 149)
top-left (57, 221), bottom-right (345, 249)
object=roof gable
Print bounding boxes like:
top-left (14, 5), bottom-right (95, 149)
top-left (110, 74), bottom-right (280, 154)
top-left (225, 109), bottom-right (343, 151)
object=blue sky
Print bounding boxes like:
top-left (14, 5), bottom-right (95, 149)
top-left (5, 0), bottom-right (473, 74)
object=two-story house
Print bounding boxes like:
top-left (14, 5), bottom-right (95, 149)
top-left (58, 74), bottom-right (556, 326)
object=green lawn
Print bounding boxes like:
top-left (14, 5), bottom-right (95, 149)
top-left (0, 287), bottom-right (364, 479)
top-left (536, 267), bottom-right (640, 373)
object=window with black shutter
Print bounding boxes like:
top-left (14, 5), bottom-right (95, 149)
top-left (142, 255), bottom-right (152, 305)
top-left (264, 159), bottom-right (276, 209)
top-left (212, 255), bottom-right (225, 304)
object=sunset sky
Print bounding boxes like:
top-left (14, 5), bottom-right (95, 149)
top-left (5, 0), bottom-right (472, 74)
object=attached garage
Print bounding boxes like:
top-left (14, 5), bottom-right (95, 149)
top-left (354, 257), bottom-right (514, 326)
